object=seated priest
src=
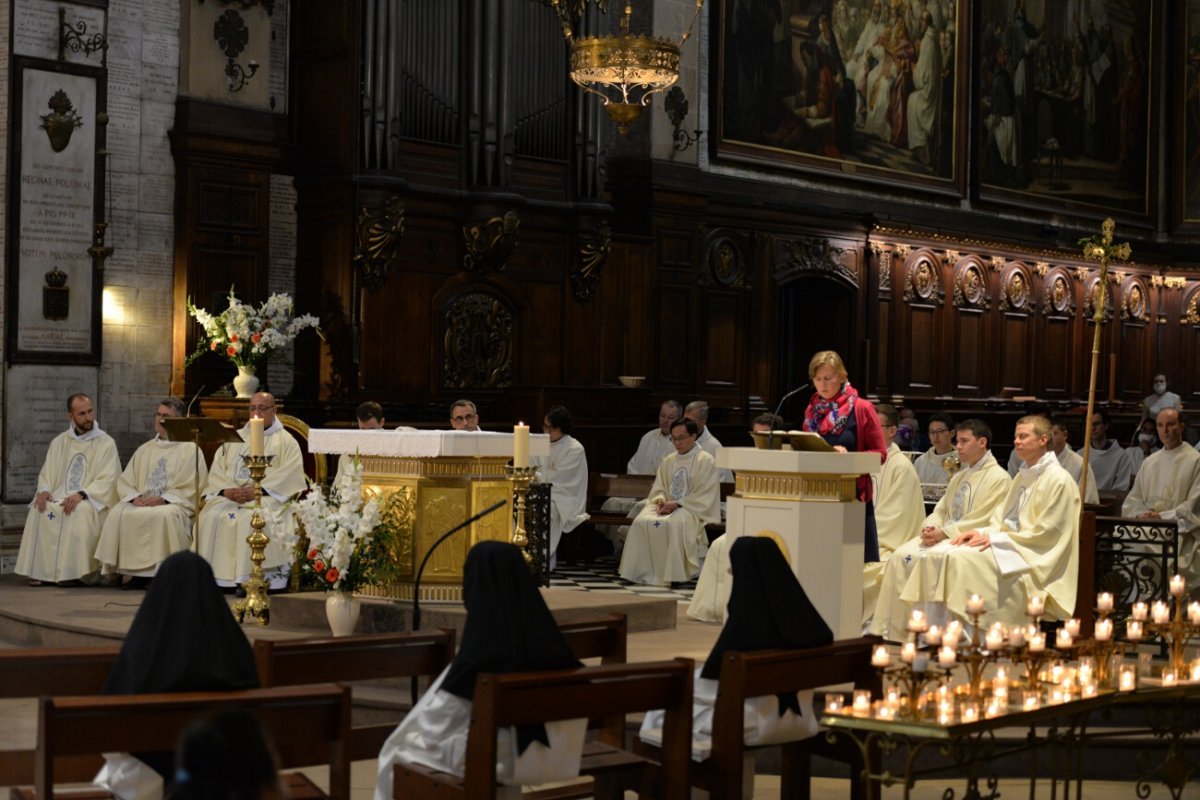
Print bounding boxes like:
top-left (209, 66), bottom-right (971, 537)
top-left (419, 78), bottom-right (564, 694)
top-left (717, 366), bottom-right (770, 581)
top-left (1049, 417), bottom-right (1099, 504)
top-left (686, 400), bottom-right (733, 482)
top-left (331, 401), bottom-right (414, 485)
top-left (601, 400), bottom-right (683, 555)
top-left (620, 418), bottom-right (721, 586)
top-left (449, 398), bottom-right (480, 431)
top-left (862, 404), bottom-right (926, 622)
top-left (1085, 409), bottom-right (1138, 491)
top-left (531, 405), bottom-right (589, 568)
top-left (911, 413), bottom-right (956, 487)
top-left (16, 393), bottom-right (120, 586)
top-left (871, 417), bottom-right (1074, 637)
top-left (1122, 408), bottom-right (1200, 584)
top-left (94, 397), bottom-right (208, 589)
top-left (195, 392), bottom-right (306, 590)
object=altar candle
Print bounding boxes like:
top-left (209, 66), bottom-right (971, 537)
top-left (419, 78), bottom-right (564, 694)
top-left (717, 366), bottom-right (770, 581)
top-left (1097, 592), bottom-right (1114, 613)
top-left (1119, 665), bottom-right (1137, 691)
top-left (901, 642), bottom-right (916, 663)
top-left (1027, 596), bottom-right (1045, 617)
top-left (966, 593), bottom-right (985, 615)
top-left (985, 628), bottom-right (1004, 651)
top-left (1009, 627), bottom-right (1026, 648)
top-left (513, 423), bottom-right (530, 468)
top-left (1064, 618), bottom-right (1081, 638)
top-left (1095, 618), bottom-right (1113, 641)
top-left (1162, 669), bottom-right (1178, 687)
top-left (908, 610), bottom-right (928, 632)
top-left (1153, 601), bottom-right (1171, 625)
top-left (925, 625), bottom-right (942, 646)
top-left (1126, 620), bottom-right (1143, 641)
top-left (1170, 574), bottom-right (1186, 598)
top-left (248, 416), bottom-right (265, 457)
top-left (871, 645), bottom-right (891, 668)
top-left (1189, 602), bottom-right (1200, 625)
top-left (1132, 601), bottom-right (1149, 621)
top-left (1056, 628), bottom-right (1073, 649)
top-left (1028, 633), bottom-right (1046, 653)
top-left (938, 646), bottom-right (957, 667)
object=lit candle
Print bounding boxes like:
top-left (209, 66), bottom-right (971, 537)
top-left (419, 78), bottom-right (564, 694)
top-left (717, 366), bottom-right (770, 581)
top-left (1023, 694), bottom-right (1040, 711)
top-left (1132, 601), bottom-right (1149, 621)
top-left (962, 702), bottom-right (979, 723)
top-left (925, 625), bottom-right (942, 646)
top-left (1064, 618), bottom-right (1081, 638)
top-left (1191, 659), bottom-right (1200, 683)
top-left (513, 423), bottom-right (530, 468)
top-left (1027, 596), bottom-right (1045, 617)
top-left (900, 642), bottom-right (916, 663)
top-left (942, 631), bottom-right (960, 651)
top-left (1119, 665), bottom-right (1137, 691)
top-left (966, 593), bottom-right (985, 615)
top-left (938, 708), bottom-right (954, 726)
top-left (1009, 627), bottom-right (1026, 648)
top-left (1078, 659), bottom-right (1094, 682)
top-left (248, 416), bottom-right (265, 457)
top-left (938, 646), bottom-right (957, 667)
top-left (1097, 592), bottom-right (1114, 613)
top-left (1082, 682), bottom-right (1098, 698)
top-left (1189, 602), bottom-right (1200, 625)
top-left (1126, 620), bottom-right (1143, 642)
top-left (1049, 687), bottom-right (1066, 704)
top-left (1028, 633), bottom-right (1046, 653)
top-left (824, 693), bottom-right (845, 713)
top-left (886, 688), bottom-right (900, 708)
top-left (853, 690), bottom-right (872, 716)
top-left (1153, 601), bottom-right (1171, 625)
top-left (986, 700), bottom-right (1003, 718)
top-left (871, 645), bottom-right (891, 668)
top-left (985, 628), bottom-right (1004, 651)
top-left (994, 666), bottom-right (1009, 688)
top-left (1056, 628), bottom-right (1073, 649)
top-left (1049, 664), bottom-right (1065, 684)
top-left (1162, 669), bottom-right (1178, 687)
top-left (1094, 618), bottom-right (1113, 641)
top-left (908, 610), bottom-right (928, 632)
top-left (1170, 574), bottom-right (1186, 598)
top-left (876, 704), bottom-right (895, 720)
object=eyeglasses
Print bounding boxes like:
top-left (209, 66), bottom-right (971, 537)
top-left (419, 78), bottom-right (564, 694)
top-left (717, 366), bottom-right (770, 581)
top-left (929, 428), bottom-right (950, 435)
top-left (452, 413), bottom-right (477, 423)
top-left (248, 404), bottom-right (275, 412)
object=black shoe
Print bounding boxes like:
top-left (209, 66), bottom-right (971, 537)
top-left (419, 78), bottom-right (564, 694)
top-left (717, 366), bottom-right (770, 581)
top-left (121, 576), bottom-right (152, 591)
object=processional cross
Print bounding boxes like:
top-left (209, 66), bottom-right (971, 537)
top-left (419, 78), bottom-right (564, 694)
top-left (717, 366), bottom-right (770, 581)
top-left (1078, 218), bottom-right (1131, 505)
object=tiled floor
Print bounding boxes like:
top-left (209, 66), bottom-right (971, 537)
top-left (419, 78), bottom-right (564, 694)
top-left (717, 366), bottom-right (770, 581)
top-left (549, 556), bottom-right (697, 603)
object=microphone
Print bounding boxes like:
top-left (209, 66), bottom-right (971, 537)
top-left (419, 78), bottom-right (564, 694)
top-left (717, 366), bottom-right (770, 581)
top-left (410, 499), bottom-right (509, 633)
top-left (768, 383), bottom-right (810, 449)
top-left (185, 386), bottom-right (205, 417)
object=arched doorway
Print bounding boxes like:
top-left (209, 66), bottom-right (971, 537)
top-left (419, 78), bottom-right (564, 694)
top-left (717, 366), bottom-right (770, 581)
top-left (776, 275), bottom-right (858, 420)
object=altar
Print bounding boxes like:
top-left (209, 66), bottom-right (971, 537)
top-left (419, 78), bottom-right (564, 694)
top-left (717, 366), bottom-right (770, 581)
top-left (307, 429), bottom-right (550, 602)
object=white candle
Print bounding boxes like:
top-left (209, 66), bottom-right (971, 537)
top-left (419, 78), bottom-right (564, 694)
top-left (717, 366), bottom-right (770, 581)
top-left (248, 416), bottom-right (264, 457)
top-left (824, 693), bottom-right (845, 713)
top-left (1189, 602), bottom-right (1200, 625)
top-left (962, 702), bottom-right (980, 723)
top-left (513, 423), bottom-right (530, 468)
top-left (1095, 618), bottom-right (1113, 641)
top-left (1119, 666), bottom-right (1137, 691)
top-left (1078, 659), bottom-right (1094, 682)
top-left (1132, 601), bottom-right (1149, 621)
top-left (994, 666), bottom-right (1009, 687)
top-left (1028, 633), bottom-right (1046, 653)
top-left (985, 629), bottom-right (1004, 651)
top-left (1056, 629), bottom-right (1073, 649)
top-left (1126, 620), bottom-right (1143, 642)
top-left (871, 645), bottom-right (891, 668)
top-left (1009, 627), bottom-right (1026, 648)
top-left (938, 646), bottom-right (957, 667)
top-left (938, 709), bottom-right (954, 726)
top-left (901, 642), bottom-right (916, 663)
top-left (1153, 601), bottom-right (1171, 625)
top-left (1097, 592), bottom-right (1114, 613)
top-left (1023, 694), bottom-right (1040, 711)
top-left (942, 631), bottom-right (960, 651)
top-left (1049, 687), bottom-right (1066, 704)
top-left (1027, 596), bottom-right (1045, 617)
top-left (1162, 669), bottom-right (1178, 687)
top-left (966, 593), bottom-right (985, 615)
top-left (1082, 682), bottom-right (1098, 698)
top-left (853, 690), bottom-right (872, 715)
top-left (1170, 574), bottom-right (1186, 598)
top-left (986, 700), bottom-right (1003, 718)
top-left (875, 704), bottom-right (895, 720)
top-left (1049, 664), bottom-right (1065, 684)
top-left (925, 625), bottom-right (942, 645)
top-left (908, 610), bottom-right (928, 632)
top-left (1064, 618), bottom-right (1081, 638)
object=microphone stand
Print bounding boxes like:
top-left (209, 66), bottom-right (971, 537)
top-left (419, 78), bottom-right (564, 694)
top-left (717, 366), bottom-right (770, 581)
top-left (767, 383), bottom-right (810, 449)
top-left (410, 498), bottom-right (508, 632)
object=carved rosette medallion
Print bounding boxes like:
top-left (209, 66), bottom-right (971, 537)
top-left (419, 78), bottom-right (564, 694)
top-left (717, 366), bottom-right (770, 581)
top-left (1042, 270), bottom-right (1075, 317)
top-left (700, 229), bottom-right (751, 288)
top-left (1122, 278), bottom-right (1148, 321)
top-left (353, 195), bottom-right (405, 292)
top-left (463, 211), bottom-right (520, 272)
top-left (570, 222), bottom-right (611, 302)
top-left (999, 265), bottom-right (1032, 312)
top-left (952, 261), bottom-right (990, 310)
top-left (442, 292), bottom-right (514, 388)
top-left (903, 253), bottom-right (942, 304)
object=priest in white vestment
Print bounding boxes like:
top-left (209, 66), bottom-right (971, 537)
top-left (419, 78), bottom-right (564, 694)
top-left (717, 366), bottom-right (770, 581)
top-left (906, 10), bottom-right (942, 160)
top-left (1050, 418), bottom-right (1099, 505)
top-left (331, 401), bottom-right (415, 485)
top-left (195, 393), bottom-right (306, 589)
top-left (1122, 408), bottom-right (1200, 583)
top-left (863, 405), bottom-right (927, 621)
top-left (872, 417), bottom-right (1078, 636)
top-left (628, 401), bottom-right (683, 475)
top-left (912, 414), bottom-right (956, 486)
top-left (16, 393), bottom-right (120, 585)
top-left (94, 398), bottom-right (207, 584)
top-left (1085, 410), bottom-right (1137, 491)
top-left (686, 400), bottom-right (732, 483)
top-left (531, 405), bottom-right (589, 565)
top-left (620, 419), bottom-right (721, 586)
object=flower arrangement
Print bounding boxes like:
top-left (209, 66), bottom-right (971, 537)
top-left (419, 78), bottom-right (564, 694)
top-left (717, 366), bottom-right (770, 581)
top-left (283, 457), bottom-right (399, 593)
top-left (186, 288), bottom-right (322, 370)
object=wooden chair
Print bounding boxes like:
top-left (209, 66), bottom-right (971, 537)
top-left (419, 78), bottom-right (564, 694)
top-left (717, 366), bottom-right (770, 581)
top-left (18, 684), bottom-right (351, 800)
top-left (393, 658), bottom-right (694, 800)
top-left (279, 412), bottom-right (328, 486)
top-left (253, 629), bottom-right (456, 761)
top-left (636, 637), bottom-right (882, 800)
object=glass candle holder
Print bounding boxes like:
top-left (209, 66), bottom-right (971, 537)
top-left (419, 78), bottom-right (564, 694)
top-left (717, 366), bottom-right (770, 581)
top-left (825, 693), bottom-right (845, 713)
top-left (1119, 665), bottom-right (1137, 692)
top-left (852, 689), bottom-right (872, 716)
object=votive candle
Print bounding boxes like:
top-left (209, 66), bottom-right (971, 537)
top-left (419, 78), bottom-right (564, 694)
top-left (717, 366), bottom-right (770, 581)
top-left (1162, 669), bottom-right (1178, 687)
top-left (1119, 665), bottom-right (1137, 691)
top-left (1170, 574), bottom-right (1186, 598)
top-left (1056, 628), bottom-right (1073, 649)
top-left (1024, 694), bottom-right (1041, 711)
top-left (966, 593), bottom-right (985, 615)
top-left (908, 610), bottom-right (928, 632)
top-left (1094, 618), bottom-right (1113, 642)
top-left (901, 642), bottom-right (916, 663)
top-left (1027, 596), bottom-right (1045, 617)
top-left (962, 702), bottom-right (980, 723)
top-left (1097, 592), bottom-right (1114, 613)
top-left (1190, 659), bottom-right (1200, 683)
top-left (925, 624), bottom-right (942, 645)
top-left (1009, 627), bottom-right (1026, 648)
top-left (871, 645), bottom-right (891, 668)
top-left (985, 628), bottom-right (1004, 651)
top-left (1064, 618), bottom-right (1081, 638)
top-left (1028, 633), bottom-right (1046, 653)
top-left (1082, 682), bottom-right (1098, 698)
top-left (1131, 601), bottom-right (1149, 621)
top-left (938, 646), bottom-right (957, 667)
top-left (1189, 602), bottom-right (1200, 626)
top-left (1153, 601), bottom-right (1170, 625)
top-left (824, 693), bottom-right (845, 713)
top-left (1126, 620), bottom-right (1143, 642)
top-left (852, 690), bottom-right (872, 716)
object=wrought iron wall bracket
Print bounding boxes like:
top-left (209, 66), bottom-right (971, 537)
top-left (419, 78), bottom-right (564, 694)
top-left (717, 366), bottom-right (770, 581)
top-left (58, 7), bottom-right (108, 63)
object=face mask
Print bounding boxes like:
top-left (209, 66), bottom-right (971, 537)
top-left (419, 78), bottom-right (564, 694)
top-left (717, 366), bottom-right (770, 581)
top-left (1154, 382), bottom-right (1167, 395)
top-left (1139, 434), bottom-right (1156, 444)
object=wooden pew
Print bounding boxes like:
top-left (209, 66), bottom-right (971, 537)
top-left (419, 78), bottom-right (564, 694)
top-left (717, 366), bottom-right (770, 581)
top-left (18, 684), bottom-right (351, 800)
top-left (636, 637), bottom-right (882, 800)
top-left (394, 658), bottom-right (694, 800)
top-left (253, 629), bottom-right (456, 762)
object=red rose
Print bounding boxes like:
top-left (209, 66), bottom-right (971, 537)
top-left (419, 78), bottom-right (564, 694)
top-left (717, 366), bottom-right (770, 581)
top-left (227, 346), bottom-right (237, 357)
top-left (251, 333), bottom-right (262, 344)
top-left (325, 568), bottom-right (340, 583)
top-left (314, 560), bottom-right (326, 572)
top-left (230, 333), bottom-right (239, 342)
top-left (210, 340), bottom-right (219, 351)
top-left (307, 548), bottom-right (318, 560)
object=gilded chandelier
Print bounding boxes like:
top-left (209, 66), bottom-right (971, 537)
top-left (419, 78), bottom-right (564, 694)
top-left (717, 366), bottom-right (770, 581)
top-left (547, 0), bottom-right (703, 134)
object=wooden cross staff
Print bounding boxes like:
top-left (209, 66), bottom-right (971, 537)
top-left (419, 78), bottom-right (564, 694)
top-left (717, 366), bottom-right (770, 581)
top-left (1078, 218), bottom-right (1131, 505)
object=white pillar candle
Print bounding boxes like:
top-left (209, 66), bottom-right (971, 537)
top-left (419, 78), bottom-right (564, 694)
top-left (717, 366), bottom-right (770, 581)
top-left (985, 629), bottom-right (1004, 651)
top-left (1027, 596), bottom-right (1045, 617)
top-left (1028, 633), bottom-right (1046, 653)
top-left (1126, 620), bottom-right (1143, 642)
top-left (1094, 618), bottom-right (1113, 641)
top-left (1189, 602), bottom-right (1200, 625)
top-left (900, 642), bottom-right (916, 663)
top-left (248, 416), bottom-right (265, 457)
top-left (853, 690), bottom-right (872, 715)
top-left (1064, 618), bottom-right (1081, 638)
top-left (1096, 592), bottom-right (1113, 613)
top-left (938, 646), bottom-right (957, 667)
top-left (1119, 666), bottom-right (1137, 691)
top-left (908, 610), bottom-right (928, 632)
top-left (966, 593), bottom-right (985, 615)
top-left (1162, 669), bottom-right (1178, 687)
top-left (925, 625), bottom-right (942, 645)
top-left (1131, 601), bottom-right (1149, 621)
top-left (1153, 601), bottom-right (1171, 625)
top-left (513, 423), bottom-right (530, 468)
top-left (1170, 574), bottom-right (1186, 598)
top-left (1056, 629), bottom-right (1073, 649)
top-left (871, 645), bottom-right (891, 668)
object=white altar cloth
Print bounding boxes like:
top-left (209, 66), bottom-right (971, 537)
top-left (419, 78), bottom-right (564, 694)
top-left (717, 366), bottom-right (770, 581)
top-left (307, 429), bottom-right (550, 459)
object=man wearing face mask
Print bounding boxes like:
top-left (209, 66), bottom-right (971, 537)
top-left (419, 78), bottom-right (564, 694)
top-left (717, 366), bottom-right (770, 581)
top-left (1136, 376), bottom-right (1183, 452)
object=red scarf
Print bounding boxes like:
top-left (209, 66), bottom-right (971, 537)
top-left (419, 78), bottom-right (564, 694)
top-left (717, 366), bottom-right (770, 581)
top-left (803, 381), bottom-right (858, 437)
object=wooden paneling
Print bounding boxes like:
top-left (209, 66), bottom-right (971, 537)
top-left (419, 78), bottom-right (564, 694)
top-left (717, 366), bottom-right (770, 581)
top-left (999, 314), bottom-right (1030, 393)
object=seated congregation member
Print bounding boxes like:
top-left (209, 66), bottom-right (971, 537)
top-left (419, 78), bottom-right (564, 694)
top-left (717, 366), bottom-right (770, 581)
top-left (1050, 417), bottom-right (1099, 504)
top-left (95, 397), bottom-right (208, 589)
top-left (1122, 408), bottom-right (1200, 584)
top-left (1141, 373), bottom-right (1183, 425)
top-left (911, 413), bottom-right (956, 486)
top-left (862, 404), bottom-right (925, 620)
top-left (628, 400), bottom-right (683, 475)
top-left (620, 418), bottom-right (721, 586)
top-left (449, 398), bottom-right (481, 431)
top-left (751, 413), bottom-right (783, 434)
top-left (374, 542), bottom-right (585, 800)
top-left (871, 418), bottom-right (1011, 638)
top-left (642, 537), bottom-right (833, 760)
top-left (531, 405), bottom-right (589, 568)
top-left (16, 392), bottom-right (120, 586)
top-left (1085, 409), bottom-right (1138, 491)
top-left (171, 711), bottom-right (282, 800)
top-left (95, 551), bottom-right (260, 797)
top-left (195, 393), bottom-right (305, 590)
top-left (685, 400), bottom-right (733, 482)
top-left (873, 416), bottom-right (1079, 636)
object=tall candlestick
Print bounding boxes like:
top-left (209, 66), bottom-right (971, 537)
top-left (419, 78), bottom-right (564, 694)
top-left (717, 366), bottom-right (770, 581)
top-left (513, 422), bottom-right (530, 468)
top-left (248, 417), bottom-right (264, 457)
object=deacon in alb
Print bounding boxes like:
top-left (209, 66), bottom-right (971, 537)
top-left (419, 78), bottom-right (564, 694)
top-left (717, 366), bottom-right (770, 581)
top-left (620, 418), bottom-right (721, 586)
top-left (1049, 417), bottom-right (1099, 504)
top-left (95, 397), bottom-right (207, 583)
top-left (195, 392), bottom-right (306, 589)
top-left (16, 393), bottom-right (120, 585)
top-left (531, 405), bottom-right (589, 566)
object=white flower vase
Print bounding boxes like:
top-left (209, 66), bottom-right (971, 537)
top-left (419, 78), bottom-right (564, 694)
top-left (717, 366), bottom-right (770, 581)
top-left (325, 591), bottom-right (361, 637)
top-left (232, 365), bottom-right (260, 399)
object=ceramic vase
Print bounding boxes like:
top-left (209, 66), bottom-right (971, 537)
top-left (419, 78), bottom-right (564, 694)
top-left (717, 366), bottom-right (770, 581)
top-left (324, 591), bottom-right (361, 637)
top-left (232, 365), bottom-right (260, 399)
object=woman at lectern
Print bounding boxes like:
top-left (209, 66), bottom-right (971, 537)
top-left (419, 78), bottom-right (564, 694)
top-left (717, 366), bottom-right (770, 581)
top-left (802, 350), bottom-right (887, 562)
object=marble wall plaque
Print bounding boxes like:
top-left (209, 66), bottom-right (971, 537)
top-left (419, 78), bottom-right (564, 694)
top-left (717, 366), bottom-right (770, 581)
top-left (14, 0), bottom-right (107, 66)
top-left (3, 365), bottom-right (98, 500)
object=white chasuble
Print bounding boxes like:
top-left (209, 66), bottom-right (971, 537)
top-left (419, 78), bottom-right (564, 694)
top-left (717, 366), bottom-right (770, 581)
top-left (16, 427), bottom-right (120, 582)
top-left (913, 447), bottom-right (955, 487)
top-left (1057, 446), bottom-right (1099, 505)
top-left (870, 451), bottom-right (1011, 638)
top-left (620, 447), bottom-right (720, 586)
top-left (195, 422), bottom-right (305, 586)
top-left (95, 438), bottom-right (207, 576)
top-left (531, 434), bottom-right (590, 553)
top-left (863, 443), bottom-right (927, 621)
top-left (1122, 445), bottom-right (1200, 582)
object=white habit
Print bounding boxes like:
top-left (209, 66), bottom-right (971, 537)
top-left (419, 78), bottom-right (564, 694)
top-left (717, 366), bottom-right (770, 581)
top-left (906, 26), bottom-right (942, 151)
top-left (531, 434), bottom-right (590, 553)
top-left (1055, 445), bottom-right (1100, 505)
top-left (1145, 390), bottom-right (1183, 421)
top-left (1086, 440), bottom-right (1136, 491)
top-left (863, 443), bottom-right (927, 620)
top-left (627, 428), bottom-right (675, 475)
top-left (620, 446), bottom-right (720, 585)
top-left (95, 437), bottom-right (208, 577)
top-left (1122, 445), bottom-right (1200, 583)
top-left (913, 447), bottom-right (955, 486)
top-left (16, 425), bottom-right (120, 583)
top-left (195, 420), bottom-right (306, 587)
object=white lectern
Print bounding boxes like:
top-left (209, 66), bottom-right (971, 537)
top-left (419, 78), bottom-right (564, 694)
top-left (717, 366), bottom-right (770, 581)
top-left (716, 447), bottom-right (881, 639)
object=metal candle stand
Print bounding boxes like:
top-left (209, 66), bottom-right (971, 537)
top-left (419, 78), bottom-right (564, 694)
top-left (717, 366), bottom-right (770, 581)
top-left (504, 465), bottom-right (539, 567)
top-left (233, 454), bottom-right (274, 626)
top-left (1145, 592), bottom-right (1200, 679)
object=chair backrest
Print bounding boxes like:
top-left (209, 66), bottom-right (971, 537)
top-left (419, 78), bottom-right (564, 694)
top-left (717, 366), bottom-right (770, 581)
top-left (586, 472), bottom-right (655, 506)
top-left (558, 614), bottom-right (628, 746)
top-left (36, 684), bottom-right (351, 800)
top-left (279, 413), bottom-right (328, 485)
top-left (463, 659), bottom-right (693, 800)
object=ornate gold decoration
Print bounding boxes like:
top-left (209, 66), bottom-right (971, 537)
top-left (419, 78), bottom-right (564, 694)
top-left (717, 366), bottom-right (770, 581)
top-left (40, 89), bottom-right (83, 152)
top-left (1123, 280), bottom-right (1147, 321)
top-left (989, 255), bottom-right (1006, 271)
top-left (233, 454), bottom-right (274, 626)
top-left (1085, 277), bottom-right (1113, 321)
top-left (1111, 270), bottom-right (1128, 284)
top-left (1165, 276), bottom-right (1188, 290)
top-left (894, 243), bottom-right (912, 258)
top-left (1005, 270), bottom-right (1028, 310)
top-left (463, 211), bottom-right (520, 272)
top-left (734, 471), bottom-right (859, 502)
top-left (379, 485), bottom-right (415, 576)
top-left (1035, 261), bottom-right (1050, 276)
top-left (903, 256), bottom-right (941, 304)
top-left (953, 262), bottom-right (989, 309)
top-left (1072, 266), bottom-right (1090, 282)
top-left (1183, 293), bottom-right (1200, 325)
top-left (443, 292), bottom-right (514, 388)
top-left (942, 452), bottom-right (961, 478)
top-left (1042, 271), bottom-right (1075, 317)
top-left (872, 244), bottom-right (893, 292)
top-left (944, 249), bottom-right (960, 266)
top-left (506, 465), bottom-right (539, 566)
top-left (353, 196), bottom-right (405, 292)
top-left (1151, 275), bottom-right (1165, 288)
top-left (547, 0), bottom-right (703, 134)
top-left (775, 236), bottom-right (853, 288)
top-left (570, 222), bottom-right (611, 301)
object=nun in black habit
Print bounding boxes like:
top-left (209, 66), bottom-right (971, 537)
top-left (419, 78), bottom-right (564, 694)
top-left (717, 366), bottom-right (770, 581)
top-left (640, 535), bottom-right (833, 761)
top-left (374, 541), bottom-right (586, 800)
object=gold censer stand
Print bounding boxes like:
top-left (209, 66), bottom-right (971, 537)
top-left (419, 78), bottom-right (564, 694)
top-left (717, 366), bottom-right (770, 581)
top-left (233, 454), bottom-right (274, 626)
top-left (504, 465), bottom-right (538, 566)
